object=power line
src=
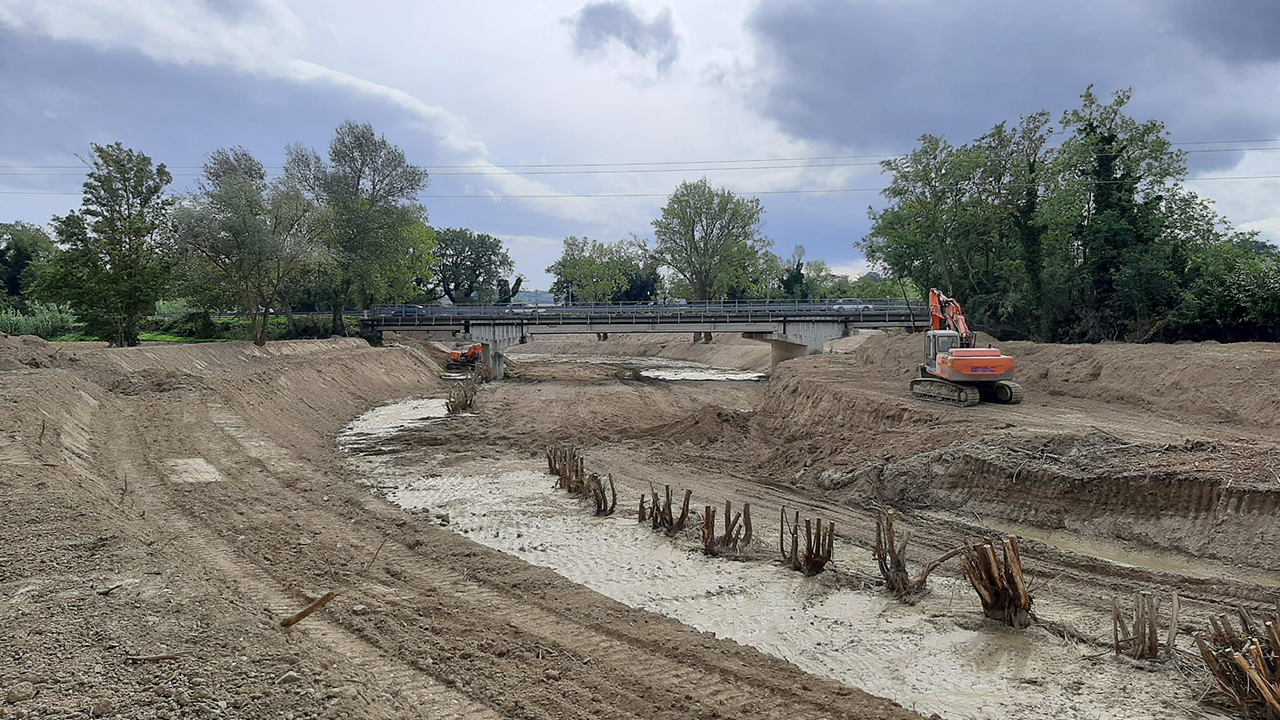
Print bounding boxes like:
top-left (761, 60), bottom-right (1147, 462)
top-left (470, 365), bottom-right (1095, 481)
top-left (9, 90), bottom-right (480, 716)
top-left (2, 139), bottom-right (1280, 174)
top-left (3, 174), bottom-right (1279, 198)
top-left (3, 145), bottom-right (1280, 180)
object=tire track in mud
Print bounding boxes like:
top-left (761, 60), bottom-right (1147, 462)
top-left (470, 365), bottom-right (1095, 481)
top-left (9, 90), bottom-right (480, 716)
top-left (214, 403), bottom-right (900, 719)
top-left (104, 400), bottom-right (502, 720)
top-left (591, 446), bottom-right (1280, 633)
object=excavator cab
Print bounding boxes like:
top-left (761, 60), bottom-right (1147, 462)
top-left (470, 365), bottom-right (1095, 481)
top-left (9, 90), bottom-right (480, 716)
top-left (924, 330), bottom-right (961, 366)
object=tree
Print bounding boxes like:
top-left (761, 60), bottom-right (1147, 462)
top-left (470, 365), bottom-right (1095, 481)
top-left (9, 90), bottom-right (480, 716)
top-left (35, 143), bottom-right (174, 346)
top-left (1052, 87), bottom-right (1184, 341)
top-left (286, 122), bottom-right (434, 332)
top-left (432, 228), bottom-right (522, 304)
top-left (547, 236), bottom-right (626, 303)
top-left (0, 222), bottom-right (55, 303)
top-left (546, 235), bottom-right (661, 303)
top-left (651, 178), bottom-right (771, 301)
top-left (861, 87), bottom-right (1260, 343)
top-left (611, 235), bottom-right (662, 302)
top-left (174, 147), bottom-right (325, 346)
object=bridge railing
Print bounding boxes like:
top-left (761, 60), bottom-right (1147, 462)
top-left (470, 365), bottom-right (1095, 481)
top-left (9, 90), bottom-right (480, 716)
top-left (365, 298), bottom-right (927, 328)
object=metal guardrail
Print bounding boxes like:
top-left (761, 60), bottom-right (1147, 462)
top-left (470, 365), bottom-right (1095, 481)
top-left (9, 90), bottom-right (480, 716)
top-left (363, 298), bottom-right (927, 329)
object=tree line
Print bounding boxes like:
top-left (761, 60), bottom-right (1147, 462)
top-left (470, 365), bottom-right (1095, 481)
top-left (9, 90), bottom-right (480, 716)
top-left (544, 177), bottom-right (906, 305)
top-left (0, 122), bottom-right (524, 346)
top-left (861, 87), bottom-right (1280, 342)
top-left (7, 89), bottom-right (1271, 348)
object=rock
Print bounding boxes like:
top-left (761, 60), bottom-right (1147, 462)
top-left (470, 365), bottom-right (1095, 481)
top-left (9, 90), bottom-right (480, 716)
top-left (275, 671), bottom-right (304, 685)
top-left (432, 512), bottom-right (450, 526)
top-left (6, 682), bottom-right (35, 704)
top-left (350, 604), bottom-right (369, 615)
top-left (543, 669), bottom-right (560, 681)
top-left (91, 700), bottom-right (113, 716)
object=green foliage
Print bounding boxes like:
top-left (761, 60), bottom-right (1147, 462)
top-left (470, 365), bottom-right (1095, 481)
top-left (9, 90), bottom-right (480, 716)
top-left (432, 227), bottom-right (521, 303)
top-left (773, 246), bottom-right (913, 300)
top-left (34, 143), bottom-right (175, 346)
top-left (175, 146), bottom-right (327, 345)
top-left (652, 178), bottom-right (772, 301)
top-left (0, 222), bottom-right (55, 302)
top-left (286, 122), bottom-right (435, 329)
top-left (862, 87), bottom-right (1267, 342)
top-left (139, 313), bottom-right (367, 342)
top-left (546, 235), bottom-right (661, 303)
top-left (0, 302), bottom-right (82, 338)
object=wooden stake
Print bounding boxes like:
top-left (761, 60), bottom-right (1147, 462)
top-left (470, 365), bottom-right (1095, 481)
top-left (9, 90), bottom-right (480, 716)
top-left (280, 590), bottom-right (343, 628)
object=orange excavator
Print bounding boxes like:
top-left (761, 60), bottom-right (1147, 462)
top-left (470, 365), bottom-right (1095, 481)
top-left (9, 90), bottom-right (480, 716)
top-left (910, 289), bottom-right (1024, 407)
top-left (446, 343), bottom-right (483, 372)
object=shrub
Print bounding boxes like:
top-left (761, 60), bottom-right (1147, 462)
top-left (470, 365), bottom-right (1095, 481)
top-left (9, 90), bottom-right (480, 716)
top-left (0, 302), bottom-right (82, 338)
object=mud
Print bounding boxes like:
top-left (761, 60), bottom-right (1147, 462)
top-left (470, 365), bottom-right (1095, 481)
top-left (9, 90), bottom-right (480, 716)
top-left (507, 352), bottom-right (766, 381)
top-left (343, 402), bottom-right (1228, 720)
top-left (1, 337), bottom-right (918, 720)
top-left (6, 327), bottom-right (1278, 719)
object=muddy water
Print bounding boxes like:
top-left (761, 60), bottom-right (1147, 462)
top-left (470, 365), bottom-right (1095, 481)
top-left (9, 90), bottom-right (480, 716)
top-left (342, 400), bottom-right (1223, 720)
top-left (507, 352), bottom-right (766, 381)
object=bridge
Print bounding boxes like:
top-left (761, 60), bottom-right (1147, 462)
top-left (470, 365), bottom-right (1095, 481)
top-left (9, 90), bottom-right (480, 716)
top-left (365, 299), bottom-right (927, 378)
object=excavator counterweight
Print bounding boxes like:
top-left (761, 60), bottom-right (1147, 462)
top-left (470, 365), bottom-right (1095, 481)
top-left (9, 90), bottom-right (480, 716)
top-left (910, 289), bottom-right (1024, 407)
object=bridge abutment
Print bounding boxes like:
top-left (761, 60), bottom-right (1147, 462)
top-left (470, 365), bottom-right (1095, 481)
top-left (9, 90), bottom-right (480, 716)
top-left (744, 321), bottom-right (852, 370)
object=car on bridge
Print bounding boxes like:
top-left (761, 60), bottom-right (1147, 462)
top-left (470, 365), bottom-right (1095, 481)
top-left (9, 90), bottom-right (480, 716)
top-left (831, 298), bottom-right (875, 312)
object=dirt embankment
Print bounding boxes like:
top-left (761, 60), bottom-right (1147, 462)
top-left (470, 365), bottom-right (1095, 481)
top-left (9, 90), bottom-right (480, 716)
top-left (692, 333), bottom-right (1280, 569)
top-left (513, 332), bottom-right (774, 370)
top-left (846, 332), bottom-right (1280, 429)
top-left (1, 338), bottom-right (918, 719)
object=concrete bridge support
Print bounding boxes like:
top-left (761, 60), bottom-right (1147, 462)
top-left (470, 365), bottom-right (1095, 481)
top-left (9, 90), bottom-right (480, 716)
top-left (743, 321), bottom-right (852, 370)
top-left (468, 324), bottom-right (527, 380)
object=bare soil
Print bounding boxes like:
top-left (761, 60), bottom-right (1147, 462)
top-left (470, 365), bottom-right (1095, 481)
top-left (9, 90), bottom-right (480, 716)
top-left (404, 332), bottom-right (1278, 717)
top-left (5, 329), bottom-right (1277, 718)
top-left (0, 337), bottom-right (919, 719)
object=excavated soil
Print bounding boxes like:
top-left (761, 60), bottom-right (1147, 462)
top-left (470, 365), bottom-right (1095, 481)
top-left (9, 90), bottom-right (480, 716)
top-left (359, 331), bottom-right (1276, 718)
top-left (5, 329), bottom-right (1278, 719)
top-left (0, 338), bottom-right (918, 719)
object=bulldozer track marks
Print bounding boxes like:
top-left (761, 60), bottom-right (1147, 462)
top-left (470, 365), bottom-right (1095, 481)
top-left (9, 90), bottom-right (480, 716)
top-left (102, 391), bottom-right (866, 719)
top-left (102, 406), bottom-right (500, 720)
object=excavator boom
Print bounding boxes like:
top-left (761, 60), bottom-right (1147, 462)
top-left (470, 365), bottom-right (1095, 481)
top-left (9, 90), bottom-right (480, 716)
top-left (927, 288), bottom-right (975, 347)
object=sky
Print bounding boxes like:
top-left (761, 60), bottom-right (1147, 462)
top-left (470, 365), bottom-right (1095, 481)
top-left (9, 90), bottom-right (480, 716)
top-left (2, 0), bottom-right (1279, 290)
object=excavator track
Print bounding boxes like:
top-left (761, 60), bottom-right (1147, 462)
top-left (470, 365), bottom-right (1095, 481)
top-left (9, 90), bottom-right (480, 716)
top-left (910, 377), bottom-right (980, 407)
top-left (993, 380), bottom-right (1024, 404)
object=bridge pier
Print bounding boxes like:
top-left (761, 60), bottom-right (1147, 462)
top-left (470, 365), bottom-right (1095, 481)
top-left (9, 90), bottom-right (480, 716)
top-left (469, 324), bottom-right (527, 380)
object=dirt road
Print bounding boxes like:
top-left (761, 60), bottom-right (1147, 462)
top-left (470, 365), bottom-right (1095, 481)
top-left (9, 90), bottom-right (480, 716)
top-left (0, 337), bottom-right (919, 719)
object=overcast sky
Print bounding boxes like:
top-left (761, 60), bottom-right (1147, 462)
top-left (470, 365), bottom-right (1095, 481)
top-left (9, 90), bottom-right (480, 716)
top-left (2, 0), bottom-right (1279, 289)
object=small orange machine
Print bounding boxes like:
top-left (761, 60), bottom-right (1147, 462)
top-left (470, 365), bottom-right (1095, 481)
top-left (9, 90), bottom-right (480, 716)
top-left (910, 289), bottom-right (1024, 407)
top-left (446, 344), bottom-right (483, 372)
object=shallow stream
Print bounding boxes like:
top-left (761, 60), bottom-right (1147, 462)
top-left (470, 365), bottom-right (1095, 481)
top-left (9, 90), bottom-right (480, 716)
top-left (505, 352), bottom-right (766, 381)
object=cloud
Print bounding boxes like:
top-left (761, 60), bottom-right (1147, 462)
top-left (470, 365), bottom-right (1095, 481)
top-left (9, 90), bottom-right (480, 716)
top-left (745, 0), bottom-right (1280, 169)
top-left (568, 1), bottom-right (680, 73)
top-left (829, 259), bottom-right (875, 279)
top-left (0, 0), bottom-right (620, 224)
top-left (1165, 0), bottom-right (1280, 63)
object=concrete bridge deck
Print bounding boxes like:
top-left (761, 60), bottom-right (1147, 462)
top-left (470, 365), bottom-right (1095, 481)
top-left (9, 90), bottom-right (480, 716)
top-left (365, 300), bottom-right (927, 378)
